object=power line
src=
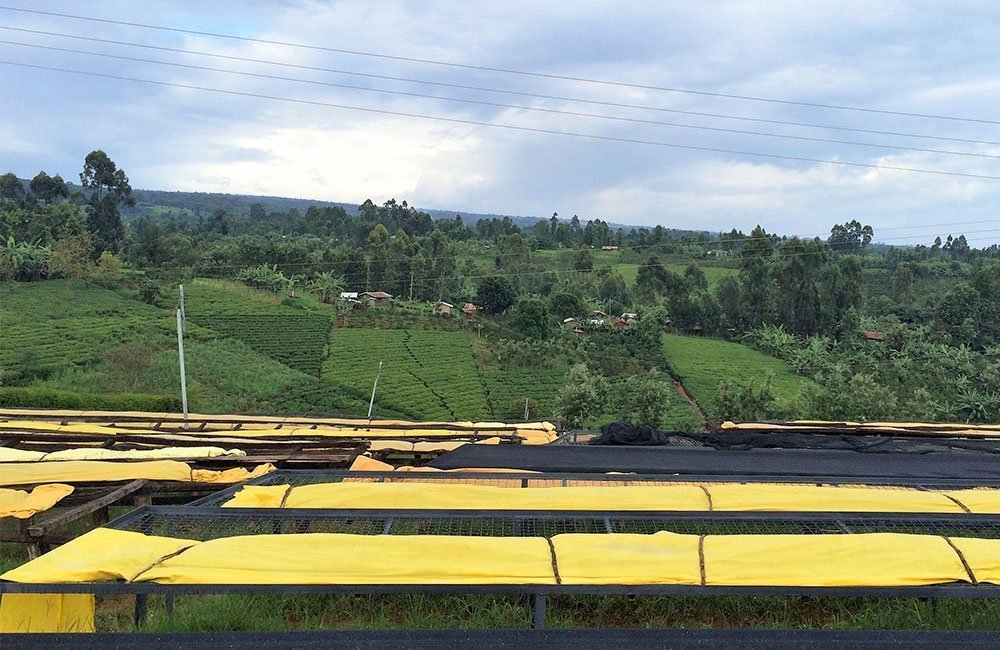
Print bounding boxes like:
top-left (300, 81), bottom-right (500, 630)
top-left (4, 26), bottom-right (999, 149)
top-left (3, 5), bottom-right (999, 126)
top-left (5, 60), bottom-right (1000, 182)
top-left (6, 38), bottom-right (1000, 161)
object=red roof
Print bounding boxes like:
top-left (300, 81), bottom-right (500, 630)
top-left (363, 291), bottom-right (393, 299)
top-left (863, 330), bottom-right (887, 341)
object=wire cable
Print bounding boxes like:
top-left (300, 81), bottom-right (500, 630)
top-left (5, 38), bottom-right (999, 161)
top-left (4, 60), bottom-right (1000, 182)
top-left (3, 25), bottom-right (999, 148)
top-left (3, 5), bottom-right (999, 125)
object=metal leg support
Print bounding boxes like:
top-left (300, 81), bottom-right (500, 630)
top-left (532, 593), bottom-right (546, 629)
top-left (134, 594), bottom-right (149, 629)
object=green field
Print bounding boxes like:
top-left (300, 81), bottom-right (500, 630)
top-left (662, 333), bottom-right (811, 417)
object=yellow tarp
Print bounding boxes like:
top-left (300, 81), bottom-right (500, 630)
top-left (708, 484), bottom-right (965, 513)
top-left (0, 461), bottom-right (275, 486)
top-left (1, 528), bottom-right (196, 583)
top-left (0, 595), bottom-right (95, 633)
top-left (704, 533), bottom-right (968, 586)
top-left (0, 484), bottom-right (74, 519)
top-left (554, 532), bottom-right (701, 585)
top-left (0, 448), bottom-right (46, 462)
top-left (0, 447), bottom-right (245, 462)
top-left (3, 529), bottom-right (996, 591)
top-left (221, 481), bottom-right (983, 514)
top-left (950, 537), bottom-right (1000, 584)
top-left (223, 482), bottom-right (711, 511)
top-left (0, 419), bottom-right (556, 443)
top-left (134, 534), bottom-right (558, 585)
top-left (945, 490), bottom-right (1000, 514)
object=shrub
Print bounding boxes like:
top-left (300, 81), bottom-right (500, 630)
top-left (0, 386), bottom-right (181, 411)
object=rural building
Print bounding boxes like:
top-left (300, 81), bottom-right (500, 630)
top-left (600, 245), bottom-right (619, 251)
top-left (864, 330), bottom-right (887, 342)
top-left (339, 292), bottom-right (359, 300)
top-left (586, 310), bottom-right (608, 319)
top-left (361, 291), bottom-right (393, 307)
top-left (461, 303), bottom-right (478, 321)
top-left (620, 312), bottom-right (638, 324)
top-left (433, 301), bottom-right (454, 317)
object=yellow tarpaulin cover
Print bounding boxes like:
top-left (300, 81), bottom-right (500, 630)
top-left (704, 533), bottom-right (968, 586)
top-left (0, 595), bottom-right (95, 633)
top-left (708, 483), bottom-right (966, 513)
top-left (944, 490), bottom-right (1000, 514)
top-left (553, 532), bottom-right (701, 585)
top-left (949, 537), bottom-right (1000, 584)
top-left (0, 447), bottom-right (245, 462)
top-left (0, 420), bottom-right (556, 443)
top-left (133, 534), bottom-right (558, 585)
top-left (223, 482), bottom-right (711, 511)
top-left (0, 484), bottom-right (74, 519)
top-left (0, 461), bottom-right (275, 486)
top-left (1, 528), bottom-right (197, 583)
top-left (221, 481), bottom-right (982, 514)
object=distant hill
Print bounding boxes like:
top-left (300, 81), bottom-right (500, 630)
top-left (107, 186), bottom-right (712, 238)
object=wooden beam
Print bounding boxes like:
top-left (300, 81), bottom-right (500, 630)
top-left (26, 479), bottom-right (147, 537)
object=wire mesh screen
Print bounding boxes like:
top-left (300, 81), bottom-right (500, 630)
top-left (107, 507), bottom-right (1000, 541)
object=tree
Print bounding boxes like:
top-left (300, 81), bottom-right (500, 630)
top-left (617, 370), bottom-right (673, 427)
top-left (29, 171), bottom-right (69, 204)
top-left (571, 248), bottom-right (593, 272)
top-left (683, 262), bottom-right (707, 291)
top-left (48, 233), bottom-right (95, 279)
top-left (716, 374), bottom-right (785, 421)
top-left (549, 292), bottom-right (584, 320)
top-left (80, 151), bottom-right (134, 253)
top-left (309, 271), bottom-right (345, 304)
top-left (738, 226), bottom-right (774, 327)
top-left (509, 296), bottom-right (552, 339)
top-left (555, 364), bottom-right (607, 428)
top-left (475, 276), bottom-right (517, 314)
top-left (828, 219), bottom-right (874, 252)
top-left (0, 172), bottom-right (25, 207)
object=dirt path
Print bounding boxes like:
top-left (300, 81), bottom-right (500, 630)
top-left (674, 379), bottom-right (709, 429)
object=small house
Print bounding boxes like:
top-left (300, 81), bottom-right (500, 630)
top-left (339, 292), bottom-right (359, 301)
top-left (608, 316), bottom-right (628, 329)
top-left (620, 312), bottom-right (638, 324)
top-left (586, 310), bottom-right (607, 319)
top-left (461, 303), bottom-right (478, 321)
top-left (361, 291), bottom-right (393, 307)
top-left (864, 330), bottom-right (887, 342)
top-left (433, 301), bottom-right (454, 317)
top-left (600, 245), bottom-right (619, 251)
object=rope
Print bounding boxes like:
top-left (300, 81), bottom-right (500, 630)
top-left (698, 535), bottom-right (707, 586)
top-left (546, 537), bottom-right (562, 585)
top-left (941, 493), bottom-right (972, 514)
top-left (277, 485), bottom-right (294, 509)
top-left (942, 536), bottom-right (978, 585)
top-left (698, 485), bottom-right (714, 511)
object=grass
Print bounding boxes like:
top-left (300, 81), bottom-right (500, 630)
top-left (84, 593), bottom-right (1000, 632)
top-left (662, 333), bottom-right (812, 418)
top-left (324, 328), bottom-right (491, 420)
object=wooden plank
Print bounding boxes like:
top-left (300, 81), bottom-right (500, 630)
top-left (25, 480), bottom-right (147, 537)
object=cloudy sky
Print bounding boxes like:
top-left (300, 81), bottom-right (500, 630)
top-left (2, 1), bottom-right (1000, 243)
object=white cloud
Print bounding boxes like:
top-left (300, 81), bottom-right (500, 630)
top-left (3, 0), bottom-right (1000, 242)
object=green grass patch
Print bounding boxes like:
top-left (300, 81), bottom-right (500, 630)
top-left (662, 333), bottom-right (811, 417)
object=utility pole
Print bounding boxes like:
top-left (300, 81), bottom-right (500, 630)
top-left (176, 307), bottom-right (189, 430)
top-left (524, 397), bottom-right (530, 421)
top-left (179, 284), bottom-right (186, 334)
top-left (409, 270), bottom-right (414, 301)
top-left (367, 361), bottom-right (383, 419)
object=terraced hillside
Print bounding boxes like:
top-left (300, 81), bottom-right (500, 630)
top-left (324, 328), bottom-right (492, 420)
top-left (662, 333), bottom-right (812, 418)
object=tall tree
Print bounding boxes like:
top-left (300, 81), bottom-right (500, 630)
top-left (79, 151), bottom-right (134, 253)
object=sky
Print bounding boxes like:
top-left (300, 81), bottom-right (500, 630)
top-left (2, 1), bottom-right (1000, 244)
